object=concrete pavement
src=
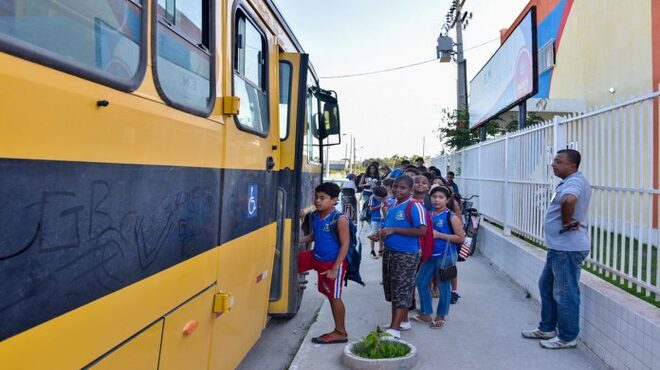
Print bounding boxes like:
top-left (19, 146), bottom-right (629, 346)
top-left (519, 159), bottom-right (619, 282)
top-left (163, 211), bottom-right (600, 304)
top-left (290, 226), bottom-right (607, 370)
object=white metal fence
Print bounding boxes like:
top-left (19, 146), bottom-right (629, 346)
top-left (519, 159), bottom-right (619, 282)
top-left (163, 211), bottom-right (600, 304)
top-left (432, 91), bottom-right (660, 299)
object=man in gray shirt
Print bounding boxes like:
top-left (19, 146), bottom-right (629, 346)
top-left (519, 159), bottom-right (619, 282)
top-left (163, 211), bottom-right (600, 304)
top-left (522, 149), bottom-right (591, 349)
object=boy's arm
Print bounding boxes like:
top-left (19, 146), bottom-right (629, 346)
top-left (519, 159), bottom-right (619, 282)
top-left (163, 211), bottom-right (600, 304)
top-left (381, 225), bottom-right (426, 238)
top-left (299, 232), bottom-right (314, 244)
top-left (322, 217), bottom-right (350, 280)
top-left (378, 203), bottom-right (426, 238)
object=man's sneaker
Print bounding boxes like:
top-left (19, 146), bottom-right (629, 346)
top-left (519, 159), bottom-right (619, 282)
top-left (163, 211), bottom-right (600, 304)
top-left (450, 291), bottom-right (461, 304)
top-left (539, 336), bottom-right (577, 349)
top-left (382, 329), bottom-right (400, 340)
top-left (521, 328), bottom-right (556, 340)
top-left (378, 321), bottom-right (411, 332)
top-left (370, 250), bottom-right (378, 259)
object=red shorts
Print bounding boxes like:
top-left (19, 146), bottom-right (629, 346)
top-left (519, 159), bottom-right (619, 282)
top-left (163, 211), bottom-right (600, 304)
top-left (298, 250), bottom-right (347, 299)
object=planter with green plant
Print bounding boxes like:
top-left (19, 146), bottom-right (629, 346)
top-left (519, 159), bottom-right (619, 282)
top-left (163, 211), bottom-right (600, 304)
top-left (341, 331), bottom-right (417, 370)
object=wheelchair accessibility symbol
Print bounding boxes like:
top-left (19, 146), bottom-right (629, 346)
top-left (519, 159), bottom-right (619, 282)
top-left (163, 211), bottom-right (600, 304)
top-left (247, 184), bottom-right (258, 218)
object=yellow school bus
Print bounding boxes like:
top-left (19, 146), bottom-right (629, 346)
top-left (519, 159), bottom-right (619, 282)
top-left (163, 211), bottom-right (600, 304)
top-left (0, 0), bottom-right (341, 368)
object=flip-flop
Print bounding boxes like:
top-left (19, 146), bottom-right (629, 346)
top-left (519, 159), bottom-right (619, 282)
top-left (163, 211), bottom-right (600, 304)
top-left (410, 314), bottom-right (433, 323)
top-left (311, 333), bottom-right (348, 344)
top-left (430, 319), bottom-right (446, 329)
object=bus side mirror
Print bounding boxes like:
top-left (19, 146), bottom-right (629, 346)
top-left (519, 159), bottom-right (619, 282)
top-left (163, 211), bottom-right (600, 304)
top-left (314, 88), bottom-right (341, 146)
top-left (321, 101), bottom-right (340, 145)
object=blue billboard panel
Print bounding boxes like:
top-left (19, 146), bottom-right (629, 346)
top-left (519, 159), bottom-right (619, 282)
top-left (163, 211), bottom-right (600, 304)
top-left (469, 7), bottom-right (538, 129)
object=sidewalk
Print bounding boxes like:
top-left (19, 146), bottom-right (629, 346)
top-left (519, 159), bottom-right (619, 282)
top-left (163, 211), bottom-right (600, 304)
top-left (290, 227), bottom-right (607, 370)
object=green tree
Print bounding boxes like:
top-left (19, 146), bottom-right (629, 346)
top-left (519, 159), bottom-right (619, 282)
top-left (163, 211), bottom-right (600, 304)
top-left (436, 108), bottom-right (545, 151)
top-left (435, 108), bottom-right (498, 151)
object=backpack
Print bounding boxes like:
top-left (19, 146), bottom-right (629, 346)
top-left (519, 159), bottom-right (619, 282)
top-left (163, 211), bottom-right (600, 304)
top-left (404, 199), bottom-right (435, 262)
top-left (323, 211), bottom-right (365, 287)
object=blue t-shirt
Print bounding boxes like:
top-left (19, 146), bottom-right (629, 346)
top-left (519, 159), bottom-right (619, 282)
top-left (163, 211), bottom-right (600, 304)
top-left (384, 198), bottom-right (426, 253)
top-left (312, 210), bottom-right (344, 262)
top-left (389, 168), bottom-right (403, 179)
top-left (431, 209), bottom-right (456, 256)
top-left (370, 195), bottom-right (383, 222)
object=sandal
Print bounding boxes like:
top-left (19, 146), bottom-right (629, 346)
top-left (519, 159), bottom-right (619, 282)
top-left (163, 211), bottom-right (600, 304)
top-left (410, 314), bottom-right (433, 324)
top-left (430, 319), bottom-right (446, 329)
top-left (311, 330), bottom-right (348, 344)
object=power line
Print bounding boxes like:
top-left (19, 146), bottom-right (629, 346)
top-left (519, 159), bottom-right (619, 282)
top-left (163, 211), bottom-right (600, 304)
top-left (464, 36), bottom-right (499, 51)
top-left (319, 37), bottom-right (499, 80)
top-left (319, 58), bottom-right (437, 79)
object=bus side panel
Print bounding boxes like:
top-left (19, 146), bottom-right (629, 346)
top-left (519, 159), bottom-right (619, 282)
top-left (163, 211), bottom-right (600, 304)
top-left (0, 248), bottom-right (218, 370)
top-left (0, 159), bottom-right (220, 341)
top-left (159, 286), bottom-right (215, 370)
top-left (209, 224), bottom-right (277, 370)
top-left (89, 319), bottom-right (164, 370)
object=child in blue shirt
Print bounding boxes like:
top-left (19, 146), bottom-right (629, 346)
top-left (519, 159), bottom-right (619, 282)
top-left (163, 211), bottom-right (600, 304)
top-left (299, 182), bottom-right (350, 344)
top-left (412, 185), bottom-right (465, 328)
top-left (368, 185), bottom-right (388, 259)
top-left (369, 175), bottom-right (427, 340)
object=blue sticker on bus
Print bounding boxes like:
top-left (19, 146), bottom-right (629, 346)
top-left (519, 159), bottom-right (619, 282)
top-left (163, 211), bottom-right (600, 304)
top-left (247, 184), bottom-right (258, 218)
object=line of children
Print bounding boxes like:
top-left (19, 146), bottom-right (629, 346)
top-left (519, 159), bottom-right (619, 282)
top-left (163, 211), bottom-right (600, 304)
top-left (370, 174), bottom-right (466, 339)
top-left (298, 165), bottom-right (464, 343)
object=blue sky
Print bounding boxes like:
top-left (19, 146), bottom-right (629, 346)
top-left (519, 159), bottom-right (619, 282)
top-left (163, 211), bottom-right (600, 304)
top-left (274, 0), bottom-right (528, 161)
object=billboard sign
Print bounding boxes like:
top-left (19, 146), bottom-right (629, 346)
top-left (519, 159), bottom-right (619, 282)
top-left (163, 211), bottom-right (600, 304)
top-left (469, 7), bottom-right (538, 129)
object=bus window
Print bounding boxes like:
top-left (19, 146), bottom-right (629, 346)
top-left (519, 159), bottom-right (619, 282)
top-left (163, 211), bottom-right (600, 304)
top-left (0, 0), bottom-right (145, 91)
top-left (234, 12), bottom-right (268, 136)
top-left (304, 83), bottom-right (321, 164)
top-left (154, 0), bottom-right (214, 116)
top-left (279, 61), bottom-right (292, 140)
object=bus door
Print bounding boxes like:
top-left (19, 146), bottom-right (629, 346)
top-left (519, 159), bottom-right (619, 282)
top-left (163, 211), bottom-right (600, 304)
top-left (268, 52), bottom-right (309, 316)
top-left (269, 52), bottom-right (341, 316)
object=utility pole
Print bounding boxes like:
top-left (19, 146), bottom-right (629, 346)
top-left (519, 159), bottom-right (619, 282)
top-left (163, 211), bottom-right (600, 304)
top-left (351, 136), bottom-right (356, 174)
top-left (455, 1), bottom-right (467, 113)
top-left (422, 136), bottom-right (426, 158)
top-left (439, 1), bottom-right (484, 140)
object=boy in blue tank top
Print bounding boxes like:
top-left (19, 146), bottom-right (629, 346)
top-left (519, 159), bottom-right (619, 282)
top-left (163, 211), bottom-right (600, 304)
top-left (412, 186), bottom-right (465, 328)
top-left (298, 182), bottom-right (350, 344)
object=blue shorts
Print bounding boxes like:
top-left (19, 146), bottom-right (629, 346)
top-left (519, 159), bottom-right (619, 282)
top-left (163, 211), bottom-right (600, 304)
top-left (370, 221), bottom-right (383, 234)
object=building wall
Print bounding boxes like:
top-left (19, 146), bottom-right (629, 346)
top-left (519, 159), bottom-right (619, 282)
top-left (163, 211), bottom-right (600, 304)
top-left (550, 0), bottom-right (654, 105)
top-left (502, 0), bottom-right (656, 105)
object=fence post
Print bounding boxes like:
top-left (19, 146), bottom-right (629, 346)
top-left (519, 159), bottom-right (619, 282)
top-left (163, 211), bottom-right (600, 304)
top-left (478, 142), bottom-right (482, 208)
top-left (503, 132), bottom-right (512, 236)
top-left (553, 115), bottom-right (568, 154)
top-left (553, 115), bottom-right (568, 189)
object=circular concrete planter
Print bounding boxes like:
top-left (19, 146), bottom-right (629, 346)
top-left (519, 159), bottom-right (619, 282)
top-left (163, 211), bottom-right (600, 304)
top-left (342, 340), bottom-right (418, 370)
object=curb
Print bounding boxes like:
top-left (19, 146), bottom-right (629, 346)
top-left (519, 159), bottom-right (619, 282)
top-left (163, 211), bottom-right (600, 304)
top-left (288, 299), bottom-right (329, 370)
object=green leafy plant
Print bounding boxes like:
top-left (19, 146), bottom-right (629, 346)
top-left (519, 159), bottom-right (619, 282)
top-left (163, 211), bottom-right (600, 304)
top-left (350, 331), bottom-right (411, 359)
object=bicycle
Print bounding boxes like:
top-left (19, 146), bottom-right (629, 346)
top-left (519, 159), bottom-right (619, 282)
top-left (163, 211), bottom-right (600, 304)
top-left (460, 194), bottom-right (482, 257)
